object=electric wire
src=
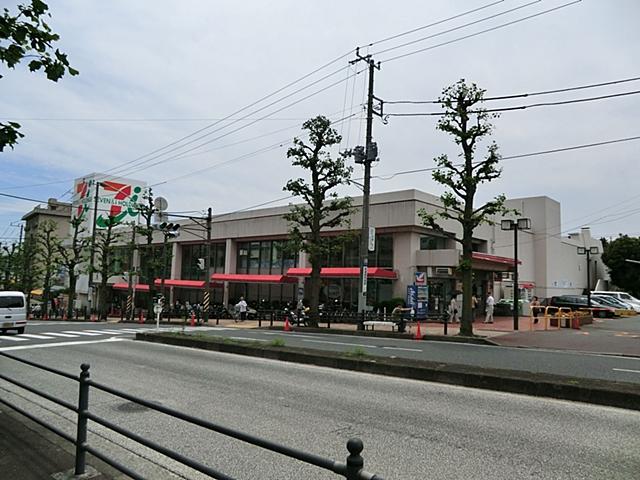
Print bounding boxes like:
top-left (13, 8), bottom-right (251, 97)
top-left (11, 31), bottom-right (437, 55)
top-left (386, 89), bottom-right (640, 117)
top-left (362, 0), bottom-right (506, 48)
top-left (384, 75), bottom-right (640, 104)
top-left (381, 0), bottom-right (582, 64)
top-left (372, 0), bottom-right (542, 57)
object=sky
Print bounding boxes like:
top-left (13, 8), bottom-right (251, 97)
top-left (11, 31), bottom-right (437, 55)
top-left (1, 0), bottom-right (639, 245)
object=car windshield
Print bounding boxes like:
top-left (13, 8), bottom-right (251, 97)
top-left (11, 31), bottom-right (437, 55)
top-left (0, 296), bottom-right (24, 308)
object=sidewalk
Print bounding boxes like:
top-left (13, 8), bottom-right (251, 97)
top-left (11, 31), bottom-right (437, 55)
top-left (0, 409), bottom-right (117, 480)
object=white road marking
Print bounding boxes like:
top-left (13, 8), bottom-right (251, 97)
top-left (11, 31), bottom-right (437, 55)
top-left (96, 329), bottom-right (129, 335)
top-left (302, 339), bottom-right (376, 348)
top-left (61, 330), bottom-right (103, 336)
top-left (41, 332), bottom-right (80, 338)
top-left (229, 336), bottom-right (269, 342)
top-left (0, 337), bottom-right (125, 352)
top-left (612, 368), bottom-right (640, 374)
top-left (382, 346), bottom-right (423, 352)
top-left (16, 334), bottom-right (56, 340)
top-left (0, 336), bottom-right (28, 342)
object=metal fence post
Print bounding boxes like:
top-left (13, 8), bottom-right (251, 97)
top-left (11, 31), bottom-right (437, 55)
top-left (75, 363), bottom-right (91, 475)
top-left (345, 438), bottom-right (365, 480)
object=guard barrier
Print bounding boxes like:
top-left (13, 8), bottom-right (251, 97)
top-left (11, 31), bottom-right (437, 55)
top-left (0, 352), bottom-right (384, 480)
top-left (531, 306), bottom-right (591, 331)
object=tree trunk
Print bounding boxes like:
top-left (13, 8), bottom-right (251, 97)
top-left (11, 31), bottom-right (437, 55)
top-left (68, 272), bottom-right (76, 320)
top-left (460, 236), bottom-right (474, 337)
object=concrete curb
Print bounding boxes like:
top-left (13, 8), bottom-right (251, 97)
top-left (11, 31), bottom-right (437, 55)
top-left (264, 326), bottom-right (499, 345)
top-left (137, 332), bottom-right (640, 411)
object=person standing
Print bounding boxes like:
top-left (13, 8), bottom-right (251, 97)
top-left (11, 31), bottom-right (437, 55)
top-left (530, 296), bottom-right (541, 324)
top-left (236, 296), bottom-right (248, 322)
top-left (471, 294), bottom-right (478, 320)
top-left (449, 295), bottom-right (459, 323)
top-left (484, 292), bottom-right (495, 323)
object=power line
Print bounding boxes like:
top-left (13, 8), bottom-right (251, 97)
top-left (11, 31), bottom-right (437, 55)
top-left (385, 89), bottom-right (640, 117)
top-left (371, 135), bottom-right (640, 181)
top-left (381, 0), bottom-right (582, 64)
top-left (373, 0), bottom-right (542, 57)
top-left (384, 75), bottom-right (640, 104)
top-left (363, 0), bottom-right (506, 48)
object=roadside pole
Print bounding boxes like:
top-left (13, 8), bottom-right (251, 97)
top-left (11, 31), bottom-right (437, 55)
top-left (203, 207), bottom-right (212, 324)
top-left (87, 181), bottom-right (100, 319)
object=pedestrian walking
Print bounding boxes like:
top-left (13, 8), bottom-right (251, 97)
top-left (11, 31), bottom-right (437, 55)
top-left (484, 292), bottom-right (495, 323)
top-left (236, 296), bottom-right (248, 322)
top-left (530, 296), bottom-right (541, 324)
top-left (449, 295), bottom-right (459, 323)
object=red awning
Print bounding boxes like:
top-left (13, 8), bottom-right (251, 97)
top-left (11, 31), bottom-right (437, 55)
top-left (471, 252), bottom-right (521, 266)
top-left (286, 267), bottom-right (397, 279)
top-left (113, 279), bottom-right (221, 291)
top-left (112, 282), bottom-right (149, 292)
top-left (211, 273), bottom-right (297, 284)
top-left (153, 279), bottom-right (206, 289)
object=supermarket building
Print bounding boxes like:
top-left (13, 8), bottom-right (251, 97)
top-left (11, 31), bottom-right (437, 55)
top-left (103, 189), bottom-right (607, 314)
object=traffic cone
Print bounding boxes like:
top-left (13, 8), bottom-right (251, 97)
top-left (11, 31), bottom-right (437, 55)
top-left (62, 311), bottom-right (67, 321)
top-left (190, 311), bottom-right (196, 327)
top-left (138, 310), bottom-right (144, 324)
top-left (284, 317), bottom-right (291, 332)
top-left (414, 321), bottom-right (422, 340)
top-left (91, 312), bottom-right (96, 322)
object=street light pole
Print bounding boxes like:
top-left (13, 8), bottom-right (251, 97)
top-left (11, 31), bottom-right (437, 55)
top-left (578, 246), bottom-right (599, 308)
top-left (501, 218), bottom-right (531, 331)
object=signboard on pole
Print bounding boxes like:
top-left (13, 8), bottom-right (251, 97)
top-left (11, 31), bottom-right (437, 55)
top-left (362, 266), bottom-right (368, 294)
top-left (72, 173), bottom-right (147, 235)
top-left (368, 227), bottom-right (376, 252)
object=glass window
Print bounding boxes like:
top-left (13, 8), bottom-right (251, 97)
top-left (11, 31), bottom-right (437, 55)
top-left (260, 242), bottom-right (271, 271)
top-left (0, 295), bottom-right (24, 308)
top-left (377, 235), bottom-right (393, 267)
top-left (271, 242), bottom-right (283, 273)
top-left (237, 243), bottom-right (249, 272)
top-left (420, 235), bottom-right (446, 250)
top-left (249, 242), bottom-right (260, 273)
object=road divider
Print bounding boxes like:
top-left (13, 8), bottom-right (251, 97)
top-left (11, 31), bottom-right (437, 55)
top-left (136, 331), bottom-right (640, 412)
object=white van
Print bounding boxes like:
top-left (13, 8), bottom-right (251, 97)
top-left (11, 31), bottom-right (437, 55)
top-left (591, 291), bottom-right (640, 312)
top-left (0, 291), bottom-right (27, 334)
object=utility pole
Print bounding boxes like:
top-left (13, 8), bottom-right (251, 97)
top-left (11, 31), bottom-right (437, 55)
top-left (203, 207), bottom-right (212, 324)
top-left (87, 181), bottom-right (100, 318)
top-left (126, 224), bottom-right (136, 322)
top-left (351, 48), bottom-right (382, 320)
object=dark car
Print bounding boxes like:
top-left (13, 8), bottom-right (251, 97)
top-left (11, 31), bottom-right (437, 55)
top-left (548, 295), bottom-right (615, 318)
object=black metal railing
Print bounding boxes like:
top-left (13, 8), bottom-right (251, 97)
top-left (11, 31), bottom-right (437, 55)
top-left (0, 351), bottom-right (384, 480)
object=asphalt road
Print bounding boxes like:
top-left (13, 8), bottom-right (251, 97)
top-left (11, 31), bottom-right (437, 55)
top-left (1, 326), bottom-right (639, 479)
top-left (4, 322), bottom-right (640, 384)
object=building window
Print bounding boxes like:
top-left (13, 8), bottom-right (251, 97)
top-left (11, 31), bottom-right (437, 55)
top-left (180, 243), bottom-right (226, 280)
top-left (236, 240), bottom-right (298, 275)
top-left (420, 235), bottom-right (447, 250)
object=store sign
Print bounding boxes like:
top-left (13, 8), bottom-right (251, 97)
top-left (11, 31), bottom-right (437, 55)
top-left (415, 272), bottom-right (426, 285)
top-left (73, 173), bottom-right (146, 233)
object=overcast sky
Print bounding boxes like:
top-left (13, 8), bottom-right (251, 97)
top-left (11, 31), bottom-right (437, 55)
top-left (1, 0), bottom-right (639, 244)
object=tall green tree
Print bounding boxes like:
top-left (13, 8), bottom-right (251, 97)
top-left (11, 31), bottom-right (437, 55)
top-left (135, 189), bottom-right (161, 319)
top-left (57, 216), bottom-right (89, 319)
top-left (283, 115), bottom-right (353, 326)
top-left (18, 233), bottom-right (40, 313)
top-left (1, 0), bottom-right (78, 151)
top-left (419, 80), bottom-right (512, 337)
top-left (601, 235), bottom-right (640, 297)
top-left (1, 242), bottom-right (18, 288)
top-left (95, 216), bottom-right (122, 320)
top-left (36, 220), bottom-right (62, 317)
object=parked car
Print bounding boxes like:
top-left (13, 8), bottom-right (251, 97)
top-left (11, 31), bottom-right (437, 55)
top-left (592, 291), bottom-right (640, 312)
top-left (592, 294), bottom-right (636, 313)
top-left (548, 295), bottom-right (615, 318)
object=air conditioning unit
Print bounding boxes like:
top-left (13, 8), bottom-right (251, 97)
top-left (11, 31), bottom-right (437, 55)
top-left (434, 267), bottom-right (453, 276)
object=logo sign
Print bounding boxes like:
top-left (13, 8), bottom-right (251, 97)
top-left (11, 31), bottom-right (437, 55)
top-left (73, 173), bottom-right (146, 234)
top-left (415, 272), bottom-right (426, 285)
top-left (368, 227), bottom-right (376, 252)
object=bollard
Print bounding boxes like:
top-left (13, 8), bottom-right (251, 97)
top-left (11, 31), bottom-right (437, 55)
top-left (74, 364), bottom-right (91, 475)
top-left (345, 438), bottom-right (365, 480)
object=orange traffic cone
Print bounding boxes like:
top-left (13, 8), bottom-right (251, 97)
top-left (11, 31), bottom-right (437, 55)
top-left (62, 311), bottom-right (67, 321)
top-left (138, 310), bottom-right (144, 324)
top-left (284, 317), bottom-right (291, 332)
top-left (43, 312), bottom-right (49, 321)
top-left (190, 311), bottom-right (196, 327)
top-left (414, 321), bottom-right (422, 340)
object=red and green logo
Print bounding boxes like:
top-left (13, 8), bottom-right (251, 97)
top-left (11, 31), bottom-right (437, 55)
top-left (95, 181), bottom-right (143, 227)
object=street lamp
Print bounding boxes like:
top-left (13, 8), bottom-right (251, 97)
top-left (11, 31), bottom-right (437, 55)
top-left (577, 246), bottom-right (599, 307)
top-left (501, 218), bottom-right (531, 331)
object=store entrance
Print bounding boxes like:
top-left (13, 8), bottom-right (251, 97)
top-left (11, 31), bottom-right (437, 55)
top-left (427, 279), bottom-right (454, 315)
